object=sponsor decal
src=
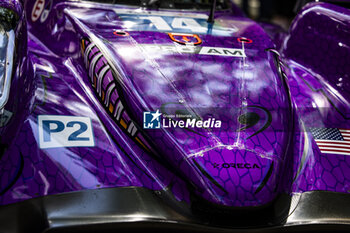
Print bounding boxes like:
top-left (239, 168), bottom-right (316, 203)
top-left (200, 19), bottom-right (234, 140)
top-left (114, 9), bottom-right (238, 36)
top-left (213, 162), bottom-right (260, 169)
top-left (31, 0), bottom-right (52, 23)
top-left (141, 44), bottom-right (246, 58)
top-left (143, 110), bottom-right (221, 129)
top-left (199, 47), bottom-right (246, 57)
top-left (40, 0), bottom-right (53, 23)
top-left (31, 0), bottom-right (45, 22)
top-left (168, 33), bottom-right (202, 45)
top-left (38, 115), bottom-right (95, 149)
top-left (237, 106), bottom-right (272, 139)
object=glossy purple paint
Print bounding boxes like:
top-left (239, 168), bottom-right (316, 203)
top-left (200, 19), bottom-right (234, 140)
top-left (0, 0), bottom-right (349, 210)
top-left (282, 2), bottom-right (350, 194)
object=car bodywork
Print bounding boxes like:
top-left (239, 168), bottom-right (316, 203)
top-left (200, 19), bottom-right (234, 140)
top-left (0, 0), bottom-right (349, 232)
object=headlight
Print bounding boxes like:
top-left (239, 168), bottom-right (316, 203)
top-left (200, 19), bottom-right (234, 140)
top-left (0, 7), bottom-right (17, 114)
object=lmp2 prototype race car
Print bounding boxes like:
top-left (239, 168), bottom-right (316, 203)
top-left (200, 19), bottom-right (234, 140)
top-left (0, 0), bottom-right (350, 232)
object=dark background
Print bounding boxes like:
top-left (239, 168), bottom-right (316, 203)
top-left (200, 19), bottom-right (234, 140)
top-left (234, 0), bottom-right (298, 29)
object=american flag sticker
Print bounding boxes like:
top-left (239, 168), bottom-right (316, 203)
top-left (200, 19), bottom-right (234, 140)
top-left (310, 128), bottom-right (350, 156)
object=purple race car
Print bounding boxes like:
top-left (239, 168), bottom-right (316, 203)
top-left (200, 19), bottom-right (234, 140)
top-left (0, 0), bottom-right (349, 232)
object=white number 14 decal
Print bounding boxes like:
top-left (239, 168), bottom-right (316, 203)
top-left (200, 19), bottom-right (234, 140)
top-left (139, 16), bottom-right (207, 33)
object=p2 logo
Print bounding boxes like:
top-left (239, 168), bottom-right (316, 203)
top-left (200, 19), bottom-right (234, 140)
top-left (38, 115), bottom-right (95, 149)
